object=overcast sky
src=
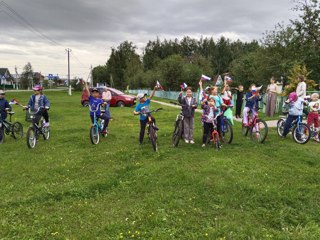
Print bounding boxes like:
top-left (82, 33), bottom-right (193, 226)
top-left (0, 0), bottom-right (298, 79)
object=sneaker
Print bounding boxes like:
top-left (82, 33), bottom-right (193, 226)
top-left (190, 140), bottom-right (195, 144)
top-left (184, 139), bottom-right (189, 144)
top-left (43, 122), bottom-right (50, 127)
top-left (202, 144), bottom-right (206, 147)
top-left (154, 126), bottom-right (159, 131)
top-left (314, 137), bottom-right (320, 142)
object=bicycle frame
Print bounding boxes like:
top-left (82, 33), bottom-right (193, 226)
top-left (89, 103), bottom-right (105, 133)
top-left (28, 108), bottom-right (46, 135)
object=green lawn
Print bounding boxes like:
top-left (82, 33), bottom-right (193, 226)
top-left (1, 90), bottom-right (320, 239)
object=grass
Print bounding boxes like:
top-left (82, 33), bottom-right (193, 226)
top-left (0, 90), bottom-right (320, 239)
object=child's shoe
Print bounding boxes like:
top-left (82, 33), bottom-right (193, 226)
top-left (43, 122), bottom-right (50, 127)
top-left (202, 144), bottom-right (206, 147)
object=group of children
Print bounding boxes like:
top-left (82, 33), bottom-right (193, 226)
top-left (0, 85), bottom-right (50, 127)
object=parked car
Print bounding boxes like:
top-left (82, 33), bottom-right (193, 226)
top-left (81, 87), bottom-right (136, 107)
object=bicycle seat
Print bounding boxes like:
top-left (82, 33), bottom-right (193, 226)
top-left (8, 111), bottom-right (15, 116)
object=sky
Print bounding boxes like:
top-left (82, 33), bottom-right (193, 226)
top-left (0, 0), bottom-right (299, 80)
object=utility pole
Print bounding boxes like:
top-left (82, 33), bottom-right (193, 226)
top-left (90, 65), bottom-right (93, 87)
top-left (65, 48), bottom-right (72, 96)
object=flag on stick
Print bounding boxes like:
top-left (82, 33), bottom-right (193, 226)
top-left (180, 82), bottom-right (188, 90)
top-left (201, 74), bottom-right (211, 81)
top-left (215, 75), bottom-right (223, 86)
top-left (156, 81), bottom-right (164, 90)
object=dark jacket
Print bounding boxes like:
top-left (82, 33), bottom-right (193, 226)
top-left (245, 92), bottom-right (262, 110)
top-left (178, 95), bottom-right (197, 118)
top-left (0, 98), bottom-right (11, 120)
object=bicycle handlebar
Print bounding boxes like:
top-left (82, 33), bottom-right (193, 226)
top-left (88, 102), bottom-right (106, 112)
top-left (144, 108), bottom-right (163, 114)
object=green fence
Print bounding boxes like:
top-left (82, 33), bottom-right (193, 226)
top-left (129, 89), bottom-right (289, 114)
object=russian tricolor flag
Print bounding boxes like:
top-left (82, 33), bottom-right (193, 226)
top-left (201, 74), bottom-right (211, 81)
top-left (180, 82), bottom-right (187, 90)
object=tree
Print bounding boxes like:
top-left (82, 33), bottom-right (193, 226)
top-left (20, 62), bottom-right (33, 89)
top-left (92, 65), bottom-right (108, 86)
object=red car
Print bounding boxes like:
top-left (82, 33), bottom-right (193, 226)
top-left (81, 87), bottom-right (136, 107)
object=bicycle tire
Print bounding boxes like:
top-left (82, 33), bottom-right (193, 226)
top-left (276, 119), bottom-right (285, 137)
top-left (222, 119), bottom-right (233, 144)
top-left (172, 120), bottom-right (182, 147)
top-left (0, 126), bottom-right (4, 144)
top-left (90, 125), bottom-right (100, 145)
top-left (12, 122), bottom-right (23, 139)
top-left (214, 133), bottom-right (221, 150)
top-left (250, 119), bottom-right (268, 143)
top-left (292, 123), bottom-right (310, 144)
top-left (149, 126), bottom-right (158, 151)
top-left (26, 127), bottom-right (37, 149)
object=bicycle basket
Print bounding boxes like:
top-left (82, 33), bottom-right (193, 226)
top-left (25, 111), bottom-right (34, 122)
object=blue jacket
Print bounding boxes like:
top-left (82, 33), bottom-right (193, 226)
top-left (245, 92), bottom-right (261, 110)
top-left (0, 98), bottom-right (11, 120)
top-left (27, 94), bottom-right (50, 111)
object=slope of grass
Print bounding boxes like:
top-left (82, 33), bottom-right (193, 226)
top-left (0, 90), bottom-right (319, 239)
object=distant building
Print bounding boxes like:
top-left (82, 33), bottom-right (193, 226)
top-left (0, 68), bottom-right (15, 89)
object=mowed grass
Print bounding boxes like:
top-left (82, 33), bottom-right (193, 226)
top-left (0, 90), bottom-right (320, 239)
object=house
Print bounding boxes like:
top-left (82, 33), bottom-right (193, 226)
top-left (0, 68), bottom-right (15, 89)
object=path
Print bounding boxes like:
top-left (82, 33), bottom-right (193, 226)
top-left (151, 99), bottom-right (279, 128)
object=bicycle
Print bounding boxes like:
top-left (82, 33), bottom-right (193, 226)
top-left (206, 114), bottom-right (222, 150)
top-left (170, 102), bottom-right (184, 147)
top-left (0, 108), bottom-right (23, 144)
top-left (220, 106), bottom-right (233, 144)
top-left (242, 108), bottom-right (268, 143)
top-left (25, 107), bottom-right (50, 149)
top-left (277, 114), bottom-right (311, 144)
top-left (89, 103), bottom-right (107, 145)
top-left (144, 108), bottom-right (162, 151)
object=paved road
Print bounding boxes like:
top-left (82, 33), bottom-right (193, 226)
top-left (151, 99), bottom-right (279, 128)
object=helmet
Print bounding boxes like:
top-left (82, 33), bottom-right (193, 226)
top-left (288, 92), bottom-right (298, 103)
top-left (32, 85), bottom-right (43, 91)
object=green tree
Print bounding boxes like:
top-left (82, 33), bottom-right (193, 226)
top-left (92, 65), bottom-right (108, 86)
top-left (20, 62), bottom-right (33, 89)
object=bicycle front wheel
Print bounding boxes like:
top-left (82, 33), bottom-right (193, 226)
top-left (12, 122), bottom-right (23, 139)
top-left (172, 120), bottom-right (182, 147)
top-left (222, 119), bottom-right (233, 144)
top-left (90, 125), bottom-right (100, 145)
top-left (276, 118), bottom-right (285, 137)
top-left (0, 126), bottom-right (4, 144)
top-left (250, 119), bottom-right (268, 143)
top-left (26, 127), bottom-right (37, 149)
top-left (292, 123), bottom-right (310, 144)
top-left (149, 126), bottom-right (158, 152)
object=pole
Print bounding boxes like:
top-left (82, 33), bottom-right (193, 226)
top-left (90, 65), bottom-right (93, 87)
top-left (66, 48), bottom-right (72, 96)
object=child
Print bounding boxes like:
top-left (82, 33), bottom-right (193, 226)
top-left (0, 90), bottom-right (12, 120)
top-left (307, 93), bottom-right (320, 142)
top-left (242, 84), bottom-right (262, 127)
top-left (282, 92), bottom-right (306, 137)
top-left (133, 86), bottom-right (158, 145)
top-left (201, 97), bottom-right (218, 147)
top-left (24, 85), bottom-right (50, 126)
top-left (221, 82), bottom-right (234, 125)
top-left (235, 85), bottom-right (244, 118)
top-left (101, 87), bottom-right (112, 135)
top-left (84, 82), bottom-right (108, 134)
top-left (178, 87), bottom-right (197, 144)
top-left (210, 86), bottom-right (224, 136)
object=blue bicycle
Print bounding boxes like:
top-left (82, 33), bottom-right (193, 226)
top-left (277, 114), bottom-right (310, 144)
top-left (89, 103), bottom-right (107, 145)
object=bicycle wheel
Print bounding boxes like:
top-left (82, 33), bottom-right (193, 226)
top-left (42, 126), bottom-right (50, 140)
top-left (149, 126), bottom-right (158, 151)
top-left (26, 127), bottom-right (37, 149)
top-left (276, 119), bottom-right (285, 137)
top-left (250, 119), bottom-right (268, 143)
top-left (292, 123), bottom-right (310, 144)
top-left (222, 119), bottom-right (233, 144)
top-left (0, 126), bottom-right (4, 144)
top-left (214, 133), bottom-right (221, 150)
top-left (90, 125), bottom-right (100, 145)
top-left (241, 120), bottom-right (249, 136)
top-left (172, 120), bottom-right (182, 147)
top-left (12, 122), bottom-right (23, 139)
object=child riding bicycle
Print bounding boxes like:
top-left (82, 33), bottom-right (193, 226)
top-left (84, 82), bottom-right (108, 134)
top-left (242, 84), bottom-right (262, 127)
top-left (23, 85), bottom-right (50, 126)
top-left (282, 92), bottom-right (306, 138)
top-left (201, 96), bottom-right (219, 147)
top-left (133, 85), bottom-right (158, 145)
top-left (0, 90), bottom-right (12, 120)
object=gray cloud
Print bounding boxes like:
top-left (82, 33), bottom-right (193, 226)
top-left (0, 0), bottom-right (298, 78)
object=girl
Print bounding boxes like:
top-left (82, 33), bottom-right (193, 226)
top-left (210, 86), bottom-right (224, 136)
top-left (201, 97), bottom-right (218, 147)
top-left (307, 93), bottom-right (320, 142)
top-left (178, 87), bottom-right (197, 144)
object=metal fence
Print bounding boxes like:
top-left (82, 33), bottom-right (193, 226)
top-left (128, 89), bottom-right (288, 114)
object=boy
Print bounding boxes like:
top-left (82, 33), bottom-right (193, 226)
top-left (0, 90), bottom-right (11, 120)
top-left (84, 82), bottom-right (108, 134)
top-left (242, 85), bottom-right (262, 126)
top-left (134, 86), bottom-right (158, 145)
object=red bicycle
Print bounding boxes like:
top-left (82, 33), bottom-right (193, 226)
top-left (241, 108), bottom-right (268, 143)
